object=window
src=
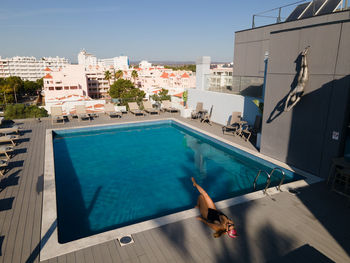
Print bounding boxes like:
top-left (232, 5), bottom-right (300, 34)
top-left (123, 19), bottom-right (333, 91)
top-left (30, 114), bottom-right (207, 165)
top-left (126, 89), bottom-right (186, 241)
top-left (64, 86), bottom-right (69, 90)
top-left (70, 86), bottom-right (77, 90)
top-left (49, 87), bottom-right (54, 90)
top-left (55, 87), bottom-right (62, 90)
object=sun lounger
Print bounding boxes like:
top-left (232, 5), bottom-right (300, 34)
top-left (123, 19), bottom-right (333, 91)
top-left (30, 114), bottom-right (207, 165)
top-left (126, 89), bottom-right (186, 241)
top-left (240, 115), bottom-right (262, 142)
top-left (0, 145), bottom-right (14, 159)
top-left (0, 135), bottom-right (19, 146)
top-left (222, 112), bottom-right (242, 135)
top-left (104, 104), bottom-right (122, 118)
top-left (143, 101), bottom-right (159, 115)
top-left (116, 105), bottom-right (127, 114)
top-left (0, 125), bottom-right (20, 135)
top-left (200, 105), bottom-right (213, 125)
top-left (75, 105), bottom-right (91, 121)
top-left (51, 106), bottom-right (65, 124)
top-left (128, 102), bottom-right (145, 116)
top-left (191, 102), bottom-right (203, 119)
top-left (0, 159), bottom-right (9, 177)
top-left (161, 100), bottom-right (179, 113)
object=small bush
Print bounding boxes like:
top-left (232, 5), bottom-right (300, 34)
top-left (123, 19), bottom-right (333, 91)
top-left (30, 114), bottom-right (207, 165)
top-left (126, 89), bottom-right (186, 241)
top-left (4, 104), bottom-right (48, 120)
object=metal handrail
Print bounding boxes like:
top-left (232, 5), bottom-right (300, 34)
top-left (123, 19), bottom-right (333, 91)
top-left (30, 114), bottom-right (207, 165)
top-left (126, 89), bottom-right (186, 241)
top-left (252, 0), bottom-right (307, 28)
top-left (253, 167), bottom-right (286, 194)
top-left (270, 167), bottom-right (286, 191)
top-left (253, 170), bottom-right (270, 191)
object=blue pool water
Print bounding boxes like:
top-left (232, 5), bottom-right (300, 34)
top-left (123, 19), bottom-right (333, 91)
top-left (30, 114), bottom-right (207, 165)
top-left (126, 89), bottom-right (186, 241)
top-left (53, 120), bottom-right (303, 243)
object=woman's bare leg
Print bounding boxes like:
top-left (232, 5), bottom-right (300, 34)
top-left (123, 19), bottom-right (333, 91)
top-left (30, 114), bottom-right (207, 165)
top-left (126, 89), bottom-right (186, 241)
top-left (192, 177), bottom-right (216, 210)
top-left (197, 195), bottom-right (209, 218)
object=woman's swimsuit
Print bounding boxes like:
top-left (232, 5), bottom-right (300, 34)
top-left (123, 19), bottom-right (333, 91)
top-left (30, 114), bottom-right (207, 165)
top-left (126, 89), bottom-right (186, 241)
top-left (207, 208), bottom-right (226, 224)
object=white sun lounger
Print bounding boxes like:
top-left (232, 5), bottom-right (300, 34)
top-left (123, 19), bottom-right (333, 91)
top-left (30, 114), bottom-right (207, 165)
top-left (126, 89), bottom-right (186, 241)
top-left (161, 100), bottom-right (179, 113)
top-left (0, 158), bottom-right (9, 177)
top-left (51, 106), bottom-right (65, 124)
top-left (143, 101), bottom-right (159, 115)
top-left (75, 105), bottom-right (90, 121)
top-left (104, 104), bottom-right (122, 118)
top-left (128, 102), bottom-right (145, 116)
top-left (0, 145), bottom-right (14, 159)
top-left (0, 135), bottom-right (19, 146)
top-left (0, 125), bottom-right (20, 135)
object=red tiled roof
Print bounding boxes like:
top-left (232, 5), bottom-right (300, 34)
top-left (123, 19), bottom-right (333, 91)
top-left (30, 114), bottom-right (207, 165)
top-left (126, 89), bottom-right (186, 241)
top-left (160, 72), bottom-right (169, 79)
top-left (170, 73), bottom-right (175, 77)
top-left (94, 104), bottom-right (104, 108)
top-left (44, 73), bottom-right (53, 79)
top-left (181, 73), bottom-right (190, 78)
top-left (44, 67), bottom-right (52, 71)
top-left (173, 92), bottom-right (183, 98)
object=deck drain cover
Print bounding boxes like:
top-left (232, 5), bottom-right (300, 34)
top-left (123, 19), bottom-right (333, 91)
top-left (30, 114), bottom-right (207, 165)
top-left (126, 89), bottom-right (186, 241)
top-left (117, 235), bottom-right (134, 247)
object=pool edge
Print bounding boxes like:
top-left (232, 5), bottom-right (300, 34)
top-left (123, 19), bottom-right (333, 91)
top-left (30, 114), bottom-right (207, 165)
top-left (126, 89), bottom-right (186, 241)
top-left (41, 118), bottom-right (323, 261)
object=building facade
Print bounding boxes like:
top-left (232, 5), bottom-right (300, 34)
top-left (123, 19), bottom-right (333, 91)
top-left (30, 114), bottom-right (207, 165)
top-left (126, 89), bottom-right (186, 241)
top-left (78, 50), bottom-right (129, 70)
top-left (0, 56), bottom-right (69, 81)
top-left (77, 50), bottom-right (97, 67)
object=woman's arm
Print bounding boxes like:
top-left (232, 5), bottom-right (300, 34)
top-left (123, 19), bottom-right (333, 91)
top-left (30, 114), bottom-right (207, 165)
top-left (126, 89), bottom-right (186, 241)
top-left (196, 216), bottom-right (222, 231)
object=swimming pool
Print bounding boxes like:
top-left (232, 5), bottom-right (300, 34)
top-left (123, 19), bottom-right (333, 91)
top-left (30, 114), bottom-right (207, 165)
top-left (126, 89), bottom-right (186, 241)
top-left (52, 120), bottom-right (304, 244)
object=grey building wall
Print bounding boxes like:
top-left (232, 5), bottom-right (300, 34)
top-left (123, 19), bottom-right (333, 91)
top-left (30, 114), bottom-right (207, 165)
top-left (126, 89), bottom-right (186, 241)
top-left (233, 10), bottom-right (350, 78)
top-left (259, 18), bottom-right (350, 178)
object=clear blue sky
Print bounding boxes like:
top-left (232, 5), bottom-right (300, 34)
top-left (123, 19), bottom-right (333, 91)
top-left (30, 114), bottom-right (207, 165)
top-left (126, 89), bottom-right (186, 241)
top-left (0, 0), bottom-right (299, 62)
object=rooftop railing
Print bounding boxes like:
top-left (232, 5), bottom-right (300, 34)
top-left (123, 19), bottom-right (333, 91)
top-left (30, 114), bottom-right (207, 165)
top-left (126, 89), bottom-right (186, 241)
top-left (252, 0), bottom-right (350, 28)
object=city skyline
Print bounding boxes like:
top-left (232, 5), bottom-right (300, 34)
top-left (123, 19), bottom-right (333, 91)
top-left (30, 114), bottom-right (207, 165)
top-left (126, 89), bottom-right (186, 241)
top-left (1, 0), bottom-right (297, 62)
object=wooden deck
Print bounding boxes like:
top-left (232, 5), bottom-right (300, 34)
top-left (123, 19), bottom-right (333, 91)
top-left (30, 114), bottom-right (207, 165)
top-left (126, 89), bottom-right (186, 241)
top-left (0, 113), bottom-right (349, 263)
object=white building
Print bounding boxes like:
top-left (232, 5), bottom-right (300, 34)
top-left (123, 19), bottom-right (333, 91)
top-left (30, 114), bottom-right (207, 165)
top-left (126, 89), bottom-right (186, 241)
top-left (85, 65), bottom-right (111, 99)
top-left (78, 50), bottom-right (98, 68)
top-left (78, 50), bottom-right (129, 71)
top-left (43, 65), bottom-right (88, 101)
top-left (139, 60), bottom-right (152, 69)
top-left (0, 56), bottom-right (69, 81)
top-left (99, 56), bottom-right (129, 70)
top-left (208, 66), bottom-right (233, 91)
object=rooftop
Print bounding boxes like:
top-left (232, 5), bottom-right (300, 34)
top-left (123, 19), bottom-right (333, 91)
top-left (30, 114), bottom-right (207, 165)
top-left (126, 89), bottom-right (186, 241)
top-left (0, 114), bottom-right (349, 262)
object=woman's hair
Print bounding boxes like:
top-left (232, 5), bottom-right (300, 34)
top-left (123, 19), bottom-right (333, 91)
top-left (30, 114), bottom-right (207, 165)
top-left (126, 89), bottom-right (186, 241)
top-left (213, 229), bottom-right (226, 238)
top-left (212, 214), bottom-right (235, 238)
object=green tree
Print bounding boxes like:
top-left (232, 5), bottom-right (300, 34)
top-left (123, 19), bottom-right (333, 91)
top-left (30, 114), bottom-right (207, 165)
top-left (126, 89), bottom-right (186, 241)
top-left (4, 104), bottom-right (48, 120)
top-left (115, 70), bottom-right (123, 80)
top-left (36, 78), bottom-right (44, 89)
top-left (151, 88), bottom-right (171, 102)
top-left (182, 90), bottom-right (188, 106)
top-left (164, 64), bottom-right (196, 72)
top-left (0, 83), bottom-right (16, 104)
top-left (109, 79), bottom-right (145, 106)
top-left (131, 70), bottom-right (138, 84)
top-left (6, 76), bottom-right (24, 102)
top-left (104, 70), bottom-right (112, 86)
top-left (23, 80), bottom-right (41, 96)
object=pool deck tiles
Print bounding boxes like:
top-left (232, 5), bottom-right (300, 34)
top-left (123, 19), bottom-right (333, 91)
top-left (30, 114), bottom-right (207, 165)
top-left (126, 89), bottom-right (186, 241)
top-left (0, 113), bottom-right (349, 262)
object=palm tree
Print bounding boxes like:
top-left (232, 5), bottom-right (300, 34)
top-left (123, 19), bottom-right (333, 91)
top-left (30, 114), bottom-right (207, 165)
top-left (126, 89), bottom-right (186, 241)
top-left (131, 70), bottom-right (138, 84)
top-left (104, 70), bottom-right (112, 86)
top-left (115, 70), bottom-right (123, 80)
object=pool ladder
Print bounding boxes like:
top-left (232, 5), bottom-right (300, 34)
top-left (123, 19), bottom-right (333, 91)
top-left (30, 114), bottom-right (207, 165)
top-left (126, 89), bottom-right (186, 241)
top-left (253, 167), bottom-right (286, 194)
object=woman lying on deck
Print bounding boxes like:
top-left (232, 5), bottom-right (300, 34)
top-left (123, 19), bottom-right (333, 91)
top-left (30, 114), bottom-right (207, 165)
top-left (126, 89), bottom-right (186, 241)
top-left (191, 177), bottom-right (238, 238)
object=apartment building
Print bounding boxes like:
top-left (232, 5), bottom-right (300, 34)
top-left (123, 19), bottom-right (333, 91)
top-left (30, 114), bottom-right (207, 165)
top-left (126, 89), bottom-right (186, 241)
top-left (99, 56), bottom-right (129, 70)
top-left (0, 56), bottom-right (69, 81)
top-left (78, 49), bottom-right (129, 70)
top-left (43, 65), bottom-right (88, 101)
top-left (77, 50), bottom-right (98, 67)
top-left (86, 65), bottom-right (111, 99)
